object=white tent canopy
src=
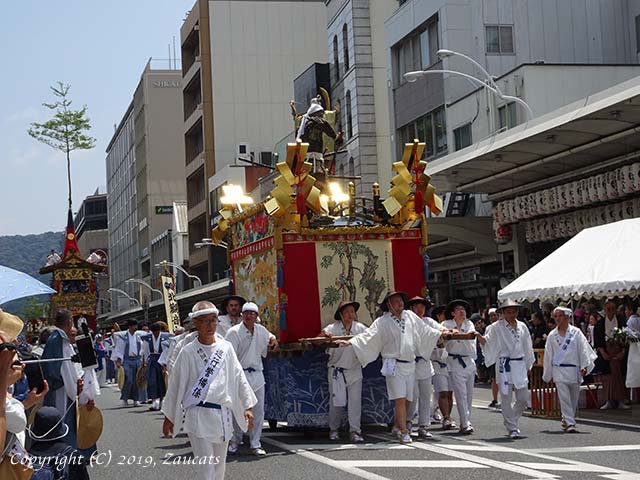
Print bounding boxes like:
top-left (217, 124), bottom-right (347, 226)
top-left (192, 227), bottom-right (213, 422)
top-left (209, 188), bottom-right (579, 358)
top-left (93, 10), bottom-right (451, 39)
top-left (498, 218), bottom-right (640, 302)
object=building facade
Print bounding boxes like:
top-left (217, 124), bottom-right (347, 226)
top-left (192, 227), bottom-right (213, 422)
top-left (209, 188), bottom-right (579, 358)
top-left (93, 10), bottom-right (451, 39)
top-left (326, 0), bottom-right (396, 196)
top-left (180, 0), bottom-right (328, 282)
top-left (74, 192), bottom-right (110, 315)
top-left (106, 61), bottom-right (186, 310)
top-left (384, 0), bottom-right (640, 306)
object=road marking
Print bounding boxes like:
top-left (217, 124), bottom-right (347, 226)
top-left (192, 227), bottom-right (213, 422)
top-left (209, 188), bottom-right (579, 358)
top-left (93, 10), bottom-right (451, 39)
top-left (438, 444), bottom-right (518, 452)
top-left (262, 443), bottom-right (412, 451)
top-left (336, 460), bottom-right (486, 468)
top-left (368, 434), bottom-right (558, 479)
top-left (528, 444), bottom-right (640, 454)
top-left (262, 436), bottom-right (391, 480)
top-left (457, 438), bottom-right (638, 478)
top-left (511, 462), bottom-right (619, 473)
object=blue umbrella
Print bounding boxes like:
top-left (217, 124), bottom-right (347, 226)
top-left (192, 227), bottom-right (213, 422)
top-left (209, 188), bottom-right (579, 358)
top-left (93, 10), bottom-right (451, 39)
top-left (0, 265), bottom-right (56, 305)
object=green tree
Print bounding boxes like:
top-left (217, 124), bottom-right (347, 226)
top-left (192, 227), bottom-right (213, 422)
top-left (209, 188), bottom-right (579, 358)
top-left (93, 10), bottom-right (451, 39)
top-left (21, 297), bottom-right (48, 321)
top-left (28, 82), bottom-right (96, 209)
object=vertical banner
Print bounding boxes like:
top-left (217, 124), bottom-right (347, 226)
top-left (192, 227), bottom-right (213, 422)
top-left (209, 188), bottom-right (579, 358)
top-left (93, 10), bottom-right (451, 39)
top-left (161, 275), bottom-right (180, 334)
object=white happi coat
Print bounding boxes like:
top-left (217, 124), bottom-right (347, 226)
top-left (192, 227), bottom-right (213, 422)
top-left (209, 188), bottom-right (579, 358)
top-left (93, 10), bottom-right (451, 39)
top-left (442, 319), bottom-right (477, 375)
top-left (481, 319), bottom-right (535, 394)
top-left (542, 325), bottom-right (597, 384)
top-left (164, 331), bottom-right (198, 374)
top-left (626, 315), bottom-right (640, 388)
top-left (350, 310), bottom-right (441, 376)
top-left (415, 317), bottom-right (445, 380)
top-left (162, 334), bottom-right (257, 442)
top-left (217, 314), bottom-right (241, 338)
top-left (225, 322), bottom-right (275, 391)
top-left (324, 320), bottom-right (367, 385)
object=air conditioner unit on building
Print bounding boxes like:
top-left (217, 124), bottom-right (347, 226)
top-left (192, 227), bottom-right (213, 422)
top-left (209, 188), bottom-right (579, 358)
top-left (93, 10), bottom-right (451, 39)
top-left (260, 151), bottom-right (273, 166)
top-left (237, 143), bottom-right (251, 159)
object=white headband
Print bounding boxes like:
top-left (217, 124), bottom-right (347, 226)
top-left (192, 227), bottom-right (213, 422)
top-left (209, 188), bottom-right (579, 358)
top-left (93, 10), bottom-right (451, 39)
top-left (189, 307), bottom-right (219, 319)
top-left (488, 308), bottom-right (497, 315)
top-left (553, 306), bottom-right (573, 317)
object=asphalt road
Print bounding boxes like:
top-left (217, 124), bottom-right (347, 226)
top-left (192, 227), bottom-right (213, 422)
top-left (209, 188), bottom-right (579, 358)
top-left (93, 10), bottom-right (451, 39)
top-left (89, 383), bottom-right (640, 480)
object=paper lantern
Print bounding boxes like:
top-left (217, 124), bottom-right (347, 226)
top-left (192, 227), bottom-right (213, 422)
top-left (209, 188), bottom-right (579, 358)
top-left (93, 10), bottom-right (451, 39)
top-left (525, 221), bottom-right (535, 243)
top-left (557, 184), bottom-right (568, 211)
top-left (620, 165), bottom-right (631, 194)
top-left (565, 182), bottom-right (575, 209)
top-left (534, 191), bottom-right (544, 216)
top-left (586, 176), bottom-right (598, 204)
top-left (622, 199), bottom-right (635, 219)
top-left (596, 174), bottom-right (608, 202)
top-left (579, 178), bottom-right (590, 206)
top-left (630, 163), bottom-right (640, 192)
top-left (549, 187), bottom-right (559, 213)
top-left (605, 171), bottom-right (618, 200)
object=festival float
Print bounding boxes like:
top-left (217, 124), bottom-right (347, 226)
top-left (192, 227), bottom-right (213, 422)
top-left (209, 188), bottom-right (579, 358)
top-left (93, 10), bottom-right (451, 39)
top-left (208, 95), bottom-right (443, 428)
top-left (40, 210), bottom-right (105, 332)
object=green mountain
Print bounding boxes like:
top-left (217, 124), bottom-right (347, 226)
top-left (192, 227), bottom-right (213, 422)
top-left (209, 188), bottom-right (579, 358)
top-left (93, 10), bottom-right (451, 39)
top-left (0, 231), bottom-right (64, 316)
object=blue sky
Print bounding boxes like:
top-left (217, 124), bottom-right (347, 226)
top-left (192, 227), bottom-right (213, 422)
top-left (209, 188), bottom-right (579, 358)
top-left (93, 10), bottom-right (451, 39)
top-left (0, 1), bottom-right (194, 235)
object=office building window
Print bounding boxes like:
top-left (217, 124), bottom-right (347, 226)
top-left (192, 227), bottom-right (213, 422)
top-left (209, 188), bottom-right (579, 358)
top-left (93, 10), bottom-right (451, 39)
top-left (486, 25), bottom-right (514, 54)
top-left (397, 106), bottom-right (446, 159)
top-left (345, 91), bottom-right (353, 139)
top-left (454, 123), bottom-right (472, 150)
top-left (342, 24), bottom-right (350, 71)
top-left (498, 102), bottom-right (517, 131)
top-left (636, 15), bottom-right (640, 52)
top-left (333, 35), bottom-right (340, 82)
top-left (394, 18), bottom-right (439, 85)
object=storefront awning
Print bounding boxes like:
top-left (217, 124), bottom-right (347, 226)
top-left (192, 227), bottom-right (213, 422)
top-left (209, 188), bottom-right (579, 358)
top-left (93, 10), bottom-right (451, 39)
top-left (497, 218), bottom-right (640, 302)
top-left (428, 77), bottom-right (640, 199)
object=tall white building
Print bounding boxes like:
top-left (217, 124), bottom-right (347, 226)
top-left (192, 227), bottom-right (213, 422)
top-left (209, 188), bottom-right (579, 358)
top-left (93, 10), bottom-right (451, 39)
top-left (181, 0), bottom-right (328, 281)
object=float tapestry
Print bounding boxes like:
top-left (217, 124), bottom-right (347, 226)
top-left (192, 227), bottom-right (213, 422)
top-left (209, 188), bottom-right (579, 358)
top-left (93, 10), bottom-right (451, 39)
top-left (232, 239), bottom-right (279, 334)
top-left (316, 240), bottom-right (394, 327)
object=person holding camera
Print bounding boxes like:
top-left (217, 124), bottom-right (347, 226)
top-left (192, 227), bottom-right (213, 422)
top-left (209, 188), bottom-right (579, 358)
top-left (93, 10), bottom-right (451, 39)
top-left (41, 309), bottom-right (84, 449)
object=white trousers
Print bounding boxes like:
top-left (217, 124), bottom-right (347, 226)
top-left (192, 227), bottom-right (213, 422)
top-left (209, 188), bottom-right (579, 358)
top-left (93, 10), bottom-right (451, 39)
top-left (556, 382), bottom-right (580, 426)
top-left (408, 378), bottom-right (433, 427)
top-left (501, 386), bottom-right (529, 432)
top-left (187, 434), bottom-right (228, 480)
top-left (449, 371), bottom-right (475, 428)
top-left (96, 367), bottom-right (107, 388)
top-left (233, 385), bottom-right (264, 449)
top-left (328, 377), bottom-right (362, 432)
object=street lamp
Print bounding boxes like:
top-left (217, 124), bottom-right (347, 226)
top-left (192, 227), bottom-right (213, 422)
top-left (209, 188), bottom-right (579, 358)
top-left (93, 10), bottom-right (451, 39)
top-left (108, 288), bottom-right (140, 307)
top-left (403, 68), bottom-right (534, 121)
top-left (220, 184), bottom-right (254, 213)
top-left (436, 49), bottom-right (501, 92)
top-left (125, 278), bottom-right (163, 299)
top-left (194, 238), bottom-right (229, 249)
top-left (155, 260), bottom-right (202, 288)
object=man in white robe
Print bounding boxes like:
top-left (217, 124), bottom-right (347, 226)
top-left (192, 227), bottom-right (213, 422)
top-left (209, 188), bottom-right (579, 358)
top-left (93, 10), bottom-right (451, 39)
top-left (217, 295), bottom-right (245, 337)
top-left (477, 299), bottom-right (535, 438)
top-left (442, 299), bottom-right (477, 434)
top-left (161, 321), bottom-right (197, 374)
top-left (42, 309), bottom-right (84, 448)
top-left (623, 303), bottom-right (640, 389)
top-left (543, 306), bottom-right (597, 433)
top-left (225, 302), bottom-right (278, 456)
top-left (406, 296), bottom-right (449, 440)
top-left (319, 301), bottom-right (367, 442)
top-left (162, 301), bottom-right (257, 480)
top-left (335, 292), bottom-right (443, 444)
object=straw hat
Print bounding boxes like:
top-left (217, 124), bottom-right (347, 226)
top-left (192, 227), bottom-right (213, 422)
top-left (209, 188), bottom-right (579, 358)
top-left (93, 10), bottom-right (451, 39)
top-left (334, 301), bottom-right (360, 320)
top-left (76, 404), bottom-right (103, 450)
top-left (0, 309), bottom-right (24, 341)
top-left (379, 291), bottom-right (408, 312)
top-left (117, 366), bottom-right (125, 390)
top-left (496, 298), bottom-right (523, 312)
top-left (136, 364), bottom-right (148, 390)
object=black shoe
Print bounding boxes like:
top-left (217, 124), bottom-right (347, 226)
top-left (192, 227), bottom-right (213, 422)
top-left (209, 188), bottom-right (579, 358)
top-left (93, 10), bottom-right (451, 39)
top-left (489, 400), bottom-right (498, 408)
